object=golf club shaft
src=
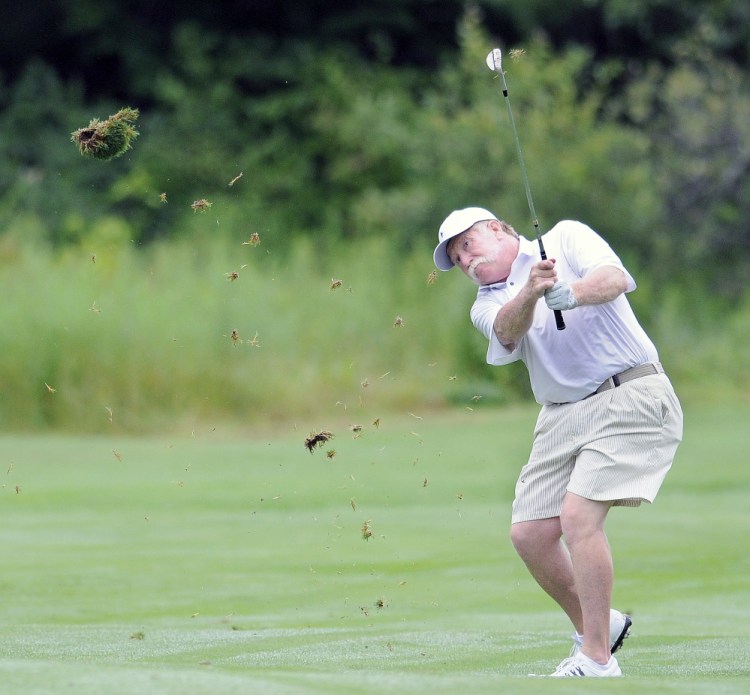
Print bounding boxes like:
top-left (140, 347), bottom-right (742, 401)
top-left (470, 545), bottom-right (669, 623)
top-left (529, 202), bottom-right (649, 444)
top-left (496, 59), bottom-right (566, 331)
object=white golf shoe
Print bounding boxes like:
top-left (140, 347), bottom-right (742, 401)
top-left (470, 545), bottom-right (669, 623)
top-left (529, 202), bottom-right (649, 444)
top-left (551, 653), bottom-right (622, 677)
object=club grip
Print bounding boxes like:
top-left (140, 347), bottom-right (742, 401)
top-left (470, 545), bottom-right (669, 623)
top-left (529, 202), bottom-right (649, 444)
top-left (537, 237), bottom-right (566, 330)
top-left (553, 309), bottom-right (566, 331)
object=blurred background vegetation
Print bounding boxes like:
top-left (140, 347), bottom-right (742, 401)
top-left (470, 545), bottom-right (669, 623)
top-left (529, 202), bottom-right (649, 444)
top-left (1, 0), bottom-right (749, 432)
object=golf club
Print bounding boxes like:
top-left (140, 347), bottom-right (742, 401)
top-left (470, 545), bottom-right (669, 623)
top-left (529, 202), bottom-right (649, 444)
top-left (486, 48), bottom-right (566, 331)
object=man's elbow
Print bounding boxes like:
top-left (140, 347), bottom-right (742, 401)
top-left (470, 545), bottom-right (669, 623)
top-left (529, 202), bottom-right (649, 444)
top-left (612, 267), bottom-right (628, 293)
top-left (493, 327), bottom-right (517, 352)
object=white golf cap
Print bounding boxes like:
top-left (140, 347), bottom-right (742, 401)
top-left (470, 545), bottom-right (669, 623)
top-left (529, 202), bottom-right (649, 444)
top-left (433, 207), bottom-right (499, 270)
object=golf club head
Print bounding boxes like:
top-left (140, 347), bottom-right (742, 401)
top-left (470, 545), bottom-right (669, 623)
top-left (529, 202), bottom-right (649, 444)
top-left (486, 48), bottom-right (502, 73)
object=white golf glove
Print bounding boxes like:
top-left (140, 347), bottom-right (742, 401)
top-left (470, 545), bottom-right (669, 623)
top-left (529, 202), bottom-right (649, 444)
top-left (544, 281), bottom-right (578, 311)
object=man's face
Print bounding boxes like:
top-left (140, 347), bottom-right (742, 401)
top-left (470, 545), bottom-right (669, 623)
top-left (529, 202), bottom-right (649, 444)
top-left (447, 222), bottom-right (519, 285)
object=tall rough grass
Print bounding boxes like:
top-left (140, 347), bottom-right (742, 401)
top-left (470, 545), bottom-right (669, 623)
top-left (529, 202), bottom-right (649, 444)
top-left (0, 231), bottom-right (496, 433)
top-left (1, 230), bottom-right (747, 433)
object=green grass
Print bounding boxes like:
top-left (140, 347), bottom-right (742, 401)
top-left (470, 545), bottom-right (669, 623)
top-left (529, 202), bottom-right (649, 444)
top-left (1, 403), bottom-right (748, 693)
top-left (2, 235), bottom-right (748, 434)
top-left (0, 236), bottom-right (493, 432)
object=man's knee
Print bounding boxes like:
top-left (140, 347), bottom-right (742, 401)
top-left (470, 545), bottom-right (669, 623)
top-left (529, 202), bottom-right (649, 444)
top-left (510, 518), bottom-right (563, 558)
top-left (560, 493), bottom-right (612, 543)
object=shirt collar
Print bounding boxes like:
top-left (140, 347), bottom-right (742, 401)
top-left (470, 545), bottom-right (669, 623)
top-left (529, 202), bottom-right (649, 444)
top-left (477, 236), bottom-right (536, 292)
top-left (516, 235), bottom-right (537, 259)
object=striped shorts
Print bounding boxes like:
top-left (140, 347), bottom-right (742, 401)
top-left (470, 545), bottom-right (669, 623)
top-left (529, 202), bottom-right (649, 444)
top-left (511, 373), bottom-right (683, 524)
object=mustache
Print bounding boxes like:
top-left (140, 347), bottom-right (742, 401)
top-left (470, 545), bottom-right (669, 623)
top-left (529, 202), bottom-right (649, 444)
top-left (467, 256), bottom-right (493, 283)
top-left (469, 255), bottom-right (494, 271)
top-left (468, 256), bottom-right (494, 276)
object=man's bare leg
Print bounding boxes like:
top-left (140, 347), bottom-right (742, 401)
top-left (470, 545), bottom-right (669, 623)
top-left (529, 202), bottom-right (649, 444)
top-left (510, 517), bottom-right (583, 634)
top-left (560, 493), bottom-right (614, 664)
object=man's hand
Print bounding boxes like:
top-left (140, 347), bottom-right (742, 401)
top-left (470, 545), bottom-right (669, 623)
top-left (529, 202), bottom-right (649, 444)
top-left (494, 259), bottom-right (557, 348)
top-left (528, 259), bottom-right (558, 298)
top-left (545, 281), bottom-right (578, 311)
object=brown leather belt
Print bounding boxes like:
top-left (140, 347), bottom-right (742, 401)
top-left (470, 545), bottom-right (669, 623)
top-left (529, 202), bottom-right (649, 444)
top-left (591, 362), bottom-right (664, 397)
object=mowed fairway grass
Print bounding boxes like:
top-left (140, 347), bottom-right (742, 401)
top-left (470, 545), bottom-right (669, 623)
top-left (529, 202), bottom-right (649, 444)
top-left (0, 403), bottom-right (748, 694)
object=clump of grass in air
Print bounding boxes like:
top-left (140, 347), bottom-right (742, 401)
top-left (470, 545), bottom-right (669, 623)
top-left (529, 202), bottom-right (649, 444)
top-left (71, 107), bottom-right (140, 160)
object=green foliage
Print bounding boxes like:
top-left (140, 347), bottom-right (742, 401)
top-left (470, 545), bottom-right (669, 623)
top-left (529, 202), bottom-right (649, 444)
top-left (1, 6), bottom-right (750, 430)
top-left (0, 236), bottom-right (467, 432)
top-left (0, 61), bottom-right (136, 246)
top-left (1, 8), bottom-right (746, 292)
top-left (616, 46), bottom-right (750, 298)
top-left (0, 228), bottom-right (747, 434)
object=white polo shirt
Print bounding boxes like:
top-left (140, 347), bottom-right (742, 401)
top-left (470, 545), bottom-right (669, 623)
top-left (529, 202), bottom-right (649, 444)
top-left (470, 220), bottom-right (659, 405)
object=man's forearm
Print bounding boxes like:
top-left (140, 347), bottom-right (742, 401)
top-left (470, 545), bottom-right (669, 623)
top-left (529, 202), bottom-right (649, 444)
top-left (570, 266), bottom-right (627, 306)
top-left (493, 288), bottom-right (538, 350)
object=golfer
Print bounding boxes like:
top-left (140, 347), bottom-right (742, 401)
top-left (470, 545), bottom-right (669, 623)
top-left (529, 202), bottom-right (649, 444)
top-left (433, 207), bottom-right (683, 677)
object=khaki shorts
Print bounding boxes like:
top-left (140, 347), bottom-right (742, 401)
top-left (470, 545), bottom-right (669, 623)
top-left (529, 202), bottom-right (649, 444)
top-left (511, 373), bottom-right (683, 524)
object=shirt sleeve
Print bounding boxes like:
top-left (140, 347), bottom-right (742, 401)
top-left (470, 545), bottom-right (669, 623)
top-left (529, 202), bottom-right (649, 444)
top-left (558, 221), bottom-right (636, 292)
top-left (486, 331), bottom-right (521, 365)
top-left (470, 289), bottom-right (522, 365)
